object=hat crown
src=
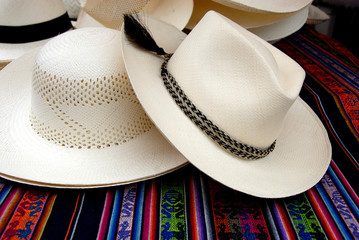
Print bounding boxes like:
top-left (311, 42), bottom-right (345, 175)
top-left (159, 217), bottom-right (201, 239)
top-left (80, 0), bottom-right (151, 29)
top-left (0, 0), bottom-right (67, 26)
top-left (30, 28), bottom-right (153, 149)
top-left (167, 11), bottom-right (303, 149)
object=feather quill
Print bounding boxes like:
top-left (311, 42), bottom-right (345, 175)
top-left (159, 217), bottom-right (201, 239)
top-left (123, 14), bottom-right (167, 56)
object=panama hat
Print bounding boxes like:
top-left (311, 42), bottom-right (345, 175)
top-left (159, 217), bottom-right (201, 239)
top-left (185, 0), bottom-right (309, 42)
top-left (0, 27), bottom-right (188, 188)
top-left (211, 0), bottom-right (312, 13)
top-left (62, 0), bottom-right (81, 20)
top-left (74, 0), bottom-right (193, 30)
top-left (306, 4), bottom-right (330, 25)
top-left (249, 6), bottom-right (309, 43)
top-left (0, 0), bottom-right (73, 68)
top-left (121, 11), bottom-right (331, 198)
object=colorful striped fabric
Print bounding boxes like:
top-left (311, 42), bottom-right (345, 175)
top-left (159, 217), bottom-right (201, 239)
top-left (0, 25), bottom-right (358, 239)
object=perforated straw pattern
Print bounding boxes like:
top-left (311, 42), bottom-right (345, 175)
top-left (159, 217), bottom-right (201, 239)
top-left (29, 28), bottom-right (153, 149)
top-left (84, 0), bottom-right (151, 29)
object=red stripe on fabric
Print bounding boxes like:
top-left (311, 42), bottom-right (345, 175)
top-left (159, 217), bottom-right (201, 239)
top-left (274, 200), bottom-right (297, 239)
top-left (301, 26), bottom-right (359, 69)
top-left (331, 161), bottom-right (359, 206)
top-left (307, 188), bottom-right (343, 239)
top-left (142, 180), bottom-right (158, 240)
top-left (0, 187), bottom-right (24, 234)
top-left (207, 180), bottom-right (233, 239)
top-left (277, 38), bottom-right (359, 140)
top-left (0, 190), bottom-right (50, 240)
top-left (64, 193), bottom-right (81, 240)
top-left (188, 175), bottom-right (199, 240)
top-left (304, 84), bottom-right (359, 170)
top-left (96, 190), bottom-right (114, 240)
top-left (297, 28), bottom-right (359, 74)
top-left (32, 193), bottom-right (57, 240)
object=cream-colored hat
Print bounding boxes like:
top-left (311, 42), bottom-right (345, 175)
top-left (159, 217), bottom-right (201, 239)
top-left (121, 12), bottom-right (331, 198)
top-left (211, 0), bottom-right (312, 13)
top-left (306, 5), bottom-right (330, 25)
top-left (0, 27), bottom-right (187, 188)
top-left (75, 0), bottom-right (193, 30)
top-left (186, 0), bottom-right (309, 42)
top-left (0, 0), bottom-right (73, 66)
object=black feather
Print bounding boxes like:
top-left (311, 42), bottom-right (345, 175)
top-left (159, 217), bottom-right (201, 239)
top-left (123, 14), bottom-right (167, 56)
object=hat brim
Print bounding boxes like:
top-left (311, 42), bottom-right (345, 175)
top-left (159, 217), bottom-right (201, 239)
top-left (75, 0), bottom-right (193, 30)
top-left (0, 38), bottom-right (51, 63)
top-left (248, 6), bottom-right (309, 43)
top-left (0, 25), bottom-right (74, 63)
top-left (121, 15), bottom-right (332, 198)
top-left (186, 0), bottom-right (309, 42)
top-left (0, 48), bottom-right (188, 188)
top-left (211, 0), bottom-right (312, 13)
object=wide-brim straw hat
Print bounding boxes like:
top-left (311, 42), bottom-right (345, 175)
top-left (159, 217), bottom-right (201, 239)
top-left (0, 27), bottom-right (187, 188)
top-left (121, 11), bottom-right (331, 198)
top-left (75, 0), bottom-right (193, 30)
top-left (211, 0), bottom-right (312, 13)
top-left (186, 0), bottom-right (309, 42)
top-left (0, 0), bottom-right (73, 67)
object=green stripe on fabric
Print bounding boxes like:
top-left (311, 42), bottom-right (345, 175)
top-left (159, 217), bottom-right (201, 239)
top-left (284, 193), bottom-right (327, 240)
top-left (160, 172), bottom-right (187, 240)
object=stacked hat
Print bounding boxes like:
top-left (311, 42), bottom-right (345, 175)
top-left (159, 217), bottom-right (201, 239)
top-left (0, 0), bottom-right (73, 69)
top-left (74, 0), bottom-right (193, 30)
top-left (185, 0), bottom-right (314, 42)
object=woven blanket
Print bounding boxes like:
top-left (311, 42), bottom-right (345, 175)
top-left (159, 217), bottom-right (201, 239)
top-left (0, 25), bottom-right (358, 240)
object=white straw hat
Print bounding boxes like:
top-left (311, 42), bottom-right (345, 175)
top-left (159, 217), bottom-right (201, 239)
top-left (185, 0), bottom-right (309, 42)
top-left (249, 6), bottom-right (309, 43)
top-left (75, 0), bottom-right (193, 30)
top-left (211, 0), bottom-right (312, 13)
top-left (121, 11), bottom-right (331, 198)
top-left (0, 27), bottom-right (187, 188)
top-left (62, 0), bottom-right (81, 20)
top-left (0, 0), bottom-right (73, 66)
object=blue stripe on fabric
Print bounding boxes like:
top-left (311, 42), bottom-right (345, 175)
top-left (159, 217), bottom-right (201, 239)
top-left (199, 174), bottom-right (214, 240)
top-left (316, 183), bottom-right (353, 239)
top-left (327, 166), bottom-right (359, 221)
top-left (290, 34), bottom-right (359, 88)
top-left (107, 188), bottom-right (123, 240)
top-left (0, 184), bottom-right (12, 206)
top-left (263, 200), bottom-right (281, 240)
top-left (132, 182), bottom-right (145, 240)
top-left (304, 83), bottom-right (358, 165)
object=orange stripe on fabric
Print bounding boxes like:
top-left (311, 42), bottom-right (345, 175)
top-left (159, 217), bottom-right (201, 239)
top-left (31, 193), bottom-right (57, 240)
top-left (64, 193), bottom-right (80, 240)
top-left (303, 83), bottom-right (359, 171)
top-left (0, 190), bottom-right (50, 240)
top-left (275, 200), bottom-right (297, 239)
top-left (0, 187), bottom-right (24, 234)
top-left (188, 175), bottom-right (198, 240)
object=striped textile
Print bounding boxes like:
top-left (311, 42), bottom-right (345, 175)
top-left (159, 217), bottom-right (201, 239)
top-left (0, 25), bottom-right (358, 240)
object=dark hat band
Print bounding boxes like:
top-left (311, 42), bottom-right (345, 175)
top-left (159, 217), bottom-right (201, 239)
top-left (0, 13), bottom-right (72, 44)
top-left (160, 54), bottom-right (276, 160)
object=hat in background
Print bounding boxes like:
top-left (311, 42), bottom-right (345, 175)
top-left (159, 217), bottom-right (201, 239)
top-left (249, 5), bottom-right (309, 43)
top-left (0, 0), bottom-right (73, 69)
top-left (306, 4), bottom-right (330, 25)
top-left (211, 0), bottom-right (312, 13)
top-left (0, 27), bottom-right (188, 188)
top-left (75, 0), bottom-right (193, 30)
top-left (121, 12), bottom-right (331, 198)
top-left (62, 0), bottom-right (81, 20)
top-left (185, 0), bottom-right (311, 42)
